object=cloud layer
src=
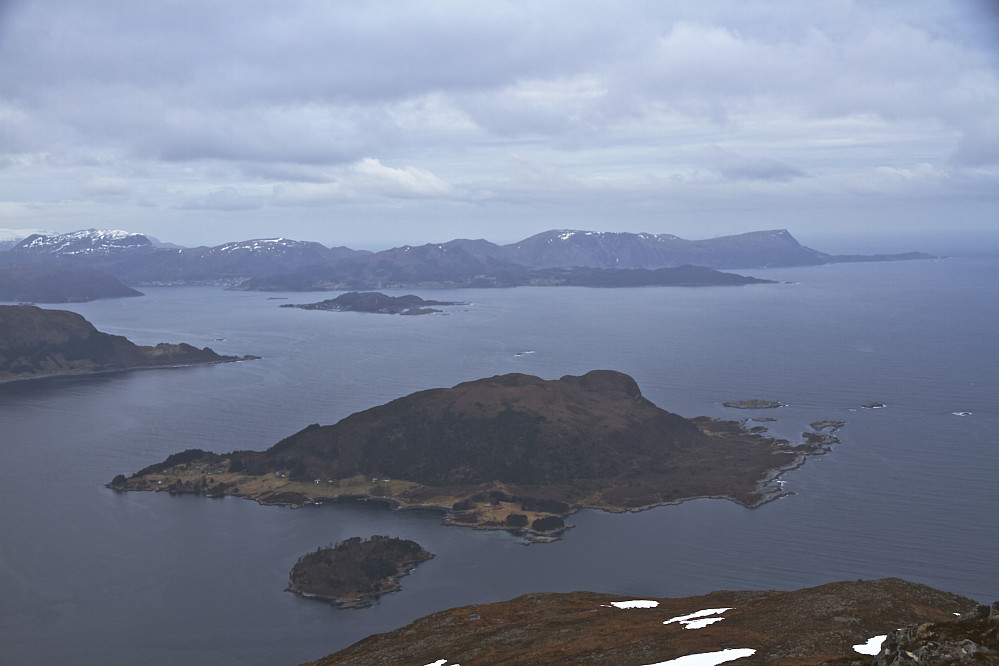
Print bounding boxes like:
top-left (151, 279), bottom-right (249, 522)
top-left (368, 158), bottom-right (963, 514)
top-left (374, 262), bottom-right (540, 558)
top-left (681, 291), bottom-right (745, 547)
top-left (1, 0), bottom-right (996, 247)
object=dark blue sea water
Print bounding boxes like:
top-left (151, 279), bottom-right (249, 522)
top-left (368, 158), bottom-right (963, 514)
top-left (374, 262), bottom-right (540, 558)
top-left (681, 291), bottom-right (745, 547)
top-left (1, 256), bottom-right (997, 665)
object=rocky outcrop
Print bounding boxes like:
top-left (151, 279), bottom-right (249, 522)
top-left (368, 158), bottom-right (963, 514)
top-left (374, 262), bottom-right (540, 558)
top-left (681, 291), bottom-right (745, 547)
top-left (872, 602), bottom-right (998, 665)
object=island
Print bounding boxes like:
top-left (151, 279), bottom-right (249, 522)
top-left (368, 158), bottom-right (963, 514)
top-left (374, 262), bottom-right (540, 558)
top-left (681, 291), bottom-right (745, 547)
top-left (280, 291), bottom-right (466, 315)
top-left (109, 370), bottom-right (840, 539)
top-left (723, 399), bottom-right (784, 409)
top-left (287, 536), bottom-right (433, 608)
top-left (0, 304), bottom-right (255, 382)
top-left (304, 579), bottom-right (983, 665)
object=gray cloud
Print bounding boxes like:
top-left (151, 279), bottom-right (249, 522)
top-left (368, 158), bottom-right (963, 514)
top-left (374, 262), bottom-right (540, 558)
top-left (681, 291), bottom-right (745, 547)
top-left (706, 147), bottom-right (807, 182)
top-left (0, 0), bottom-right (996, 246)
top-left (180, 188), bottom-right (262, 212)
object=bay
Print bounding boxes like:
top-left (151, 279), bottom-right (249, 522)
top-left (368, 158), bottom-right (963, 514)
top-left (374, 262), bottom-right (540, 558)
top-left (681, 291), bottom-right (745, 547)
top-left (1, 255), bottom-right (997, 665)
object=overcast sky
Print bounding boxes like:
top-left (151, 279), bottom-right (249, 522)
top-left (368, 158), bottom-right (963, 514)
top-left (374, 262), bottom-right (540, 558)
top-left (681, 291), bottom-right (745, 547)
top-left (1, 1), bottom-right (997, 250)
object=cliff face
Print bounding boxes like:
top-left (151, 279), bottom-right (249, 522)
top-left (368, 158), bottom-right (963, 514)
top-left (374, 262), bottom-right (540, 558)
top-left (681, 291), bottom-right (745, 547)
top-left (0, 305), bottom-right (241, 381)
top-left (307, 579), bottom-right (981, 666)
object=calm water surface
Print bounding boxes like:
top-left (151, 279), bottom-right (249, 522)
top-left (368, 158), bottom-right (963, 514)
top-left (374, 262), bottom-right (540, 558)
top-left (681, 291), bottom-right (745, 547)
top-left (1, 256), bottom-right (997, 665)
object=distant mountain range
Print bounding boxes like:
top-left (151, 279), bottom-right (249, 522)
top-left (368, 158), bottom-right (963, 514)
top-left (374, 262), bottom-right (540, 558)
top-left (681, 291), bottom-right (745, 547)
top-left (0, 228), bottom-right (933, 293)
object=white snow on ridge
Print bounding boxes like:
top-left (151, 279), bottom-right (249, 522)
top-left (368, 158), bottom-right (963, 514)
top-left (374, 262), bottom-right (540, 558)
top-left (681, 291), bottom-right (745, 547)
top-left (607, 600), bottom-right (660, 609)
top-left (217, 238), bottom-right (298, 252)
top-left (20, 229), bottom-right (147, 254)
top-left (664, 608), bottom-right (732, 629)
top-left (853, 635), bottom-right (887, 655)
top-left (643, 647), bottom-right (757, 665)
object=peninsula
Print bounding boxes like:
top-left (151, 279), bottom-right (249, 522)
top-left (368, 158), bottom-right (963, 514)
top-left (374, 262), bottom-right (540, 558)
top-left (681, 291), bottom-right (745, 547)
top-left (0, 304), bottom-right (254, 382)
top-left (287, 536), bottom-right (433, 608)
top-left (109, 370), bottom-right (839, 537)
top-left (280, 291), bottom-right (465, 315)
top-left (0, 264), bottom-right (142, 303)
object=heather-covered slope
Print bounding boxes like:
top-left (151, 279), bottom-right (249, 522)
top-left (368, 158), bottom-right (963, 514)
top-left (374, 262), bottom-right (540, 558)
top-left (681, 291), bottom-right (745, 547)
top-left (309, 579), bottom-right (981, 665)
top-left (0, 305), bottom-right (248, 381)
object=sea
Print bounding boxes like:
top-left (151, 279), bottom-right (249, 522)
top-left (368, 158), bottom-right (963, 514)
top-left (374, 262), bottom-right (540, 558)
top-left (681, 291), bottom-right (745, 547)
top-left (1, 255), bottom-right (997, 665)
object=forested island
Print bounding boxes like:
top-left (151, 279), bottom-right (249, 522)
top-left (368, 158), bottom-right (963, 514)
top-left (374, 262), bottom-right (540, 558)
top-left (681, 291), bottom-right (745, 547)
top-left (287, 536), bottom-right (433, 608)
top-left (109, 370), bottom-right (840, 538)
top-left (0, 305), bottom-right (254, 382)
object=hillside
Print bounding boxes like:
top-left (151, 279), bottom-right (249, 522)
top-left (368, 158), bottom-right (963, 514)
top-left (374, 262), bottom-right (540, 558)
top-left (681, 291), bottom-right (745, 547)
top-left (0, 265), bottom-right (142, 303)
top-left (308, 579), bottom-right (984, 665)
top-left (0, 305), bottom-right (250, 381)
top-left (111, 370), bottom-right (837, 533)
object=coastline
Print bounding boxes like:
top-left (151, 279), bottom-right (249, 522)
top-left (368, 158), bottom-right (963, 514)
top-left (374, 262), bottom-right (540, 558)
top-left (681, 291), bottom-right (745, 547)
top-left (0, 355), bottom-right (257, 384)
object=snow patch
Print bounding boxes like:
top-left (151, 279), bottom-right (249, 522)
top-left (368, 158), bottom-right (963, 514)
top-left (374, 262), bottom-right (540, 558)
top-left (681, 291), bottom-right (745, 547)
top-left (607, 600), bottom-right (659, 609)
top-left (642, 647), bottom-right (756, 665)
top-left (663, 608), bottom-right (732, 629)
top-left (853, 635), bottom-right (887, 655)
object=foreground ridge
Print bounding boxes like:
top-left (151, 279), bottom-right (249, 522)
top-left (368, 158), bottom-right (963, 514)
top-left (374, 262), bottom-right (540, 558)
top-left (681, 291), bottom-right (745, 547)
top-left (306, 579), bottom-right (986, 665)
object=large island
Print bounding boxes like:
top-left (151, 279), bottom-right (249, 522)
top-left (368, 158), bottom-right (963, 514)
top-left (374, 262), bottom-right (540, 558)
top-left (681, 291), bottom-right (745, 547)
top-left (110, 370), bottom-right (838, 537)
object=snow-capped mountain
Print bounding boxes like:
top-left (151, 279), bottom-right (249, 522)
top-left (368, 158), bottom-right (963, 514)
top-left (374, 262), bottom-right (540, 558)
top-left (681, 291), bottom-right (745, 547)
top-left (11, 229), bottom-right (154, 257)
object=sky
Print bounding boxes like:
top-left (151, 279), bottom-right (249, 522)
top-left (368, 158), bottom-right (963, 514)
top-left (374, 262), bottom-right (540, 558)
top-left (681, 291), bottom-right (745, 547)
top-left (1, 0), bottom-right (997, 251)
